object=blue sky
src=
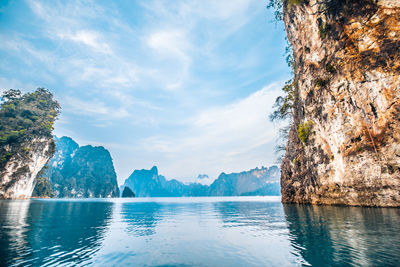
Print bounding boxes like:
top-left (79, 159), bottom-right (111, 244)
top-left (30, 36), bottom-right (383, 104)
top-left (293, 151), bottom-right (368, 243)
top-left (0, 0), bottom-right (290, 184)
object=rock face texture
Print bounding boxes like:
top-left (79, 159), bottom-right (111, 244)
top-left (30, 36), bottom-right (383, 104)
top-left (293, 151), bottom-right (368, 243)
top-left (281, 0), bottom-right (400, 206)
top-left (46, 136), bottom-right (119, 198)
top-left (0, 138), bottom-right (55, 199)
top-left (0, 88), bottom-right (60, 199)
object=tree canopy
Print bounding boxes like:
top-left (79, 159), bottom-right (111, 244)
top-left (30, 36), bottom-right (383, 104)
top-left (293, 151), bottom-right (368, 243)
top-left (0, 88), bottom-right (60, 167)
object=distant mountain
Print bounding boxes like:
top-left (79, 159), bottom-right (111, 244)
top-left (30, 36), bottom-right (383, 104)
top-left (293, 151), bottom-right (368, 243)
top-left (195, 174), bottom-right (212, 186)
top-left (123, 166), bottom-right (280, 197)
top-left (123, 166), bottom-right (208, 197)
top-left (208, 166), bottom-right (280, 196)
top-left (38, 136), bottom-right (119, 198)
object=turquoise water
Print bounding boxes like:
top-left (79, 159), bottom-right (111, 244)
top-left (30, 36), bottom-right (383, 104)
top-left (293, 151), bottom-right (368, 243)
top-left (0, 197), bottom-right (399, 266)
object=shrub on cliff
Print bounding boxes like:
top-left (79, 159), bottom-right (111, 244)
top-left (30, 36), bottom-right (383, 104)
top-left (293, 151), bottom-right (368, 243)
top-left (0, 88), bottom-right (60, 168)
top-left (298, 121), bottom-right (313, 144)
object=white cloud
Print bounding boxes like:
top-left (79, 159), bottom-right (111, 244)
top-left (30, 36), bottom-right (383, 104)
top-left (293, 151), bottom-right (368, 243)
top-left (148, 30), bottom-right (190, 62)
top-left (0, 77), bottom-right (36, 93)
top-left (64, 96), bottom-right (130, 120)
top-left (138, 82), bottom-right (283, 181)
top-left (2, 0), bottom-right (288, 183)
top-left (24, 0), bottom-right (144, 90)
top-left (147, 29), bottom-right (192, 90)
top-left (58, 30), bottom-right (112, 54)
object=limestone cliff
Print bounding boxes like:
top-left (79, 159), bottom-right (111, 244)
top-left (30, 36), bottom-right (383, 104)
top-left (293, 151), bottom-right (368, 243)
top-left (280, 0), bottom-right (400, 206)
top-left (0, 88), bottom-right (60, 199)
top-left (0, 138), bottom-right (55, 199)
top-left (45, 136), bottom-right (120, 198)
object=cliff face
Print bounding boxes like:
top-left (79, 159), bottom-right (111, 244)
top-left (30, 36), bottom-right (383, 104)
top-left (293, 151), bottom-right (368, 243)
top-left (46, 136), bottom-right (120, 198)
top-left (281, 0), bottom-right (400, 206)
top-left (0, 88), bottom-right (60, 199)
top-left (123, 166), bottom-right (178, 197)
top-left (0, 138), bottom-right (54, 199)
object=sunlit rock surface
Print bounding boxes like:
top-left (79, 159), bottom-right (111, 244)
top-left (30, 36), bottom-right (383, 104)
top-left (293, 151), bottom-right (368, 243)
top-left (281, 0), bottom-right (400, 206)
top-left (0, 138), bottom-right (54, 199)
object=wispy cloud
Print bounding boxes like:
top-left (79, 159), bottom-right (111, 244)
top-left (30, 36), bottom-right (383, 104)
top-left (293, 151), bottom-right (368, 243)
top-left (1, 0), bottom-right (289, 182)
top-left (137, 83), bottom-right (283, 181)
top-left (58, 30), bottom-right (112, 54)
top-left (64, 96), bottom-right (130, 120)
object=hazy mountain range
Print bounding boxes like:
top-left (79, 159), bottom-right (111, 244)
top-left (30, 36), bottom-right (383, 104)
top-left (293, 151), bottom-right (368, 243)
top-left (35, 136), bottom-right (280, 198)
top-left (123, 165), bottom-right (280, 197)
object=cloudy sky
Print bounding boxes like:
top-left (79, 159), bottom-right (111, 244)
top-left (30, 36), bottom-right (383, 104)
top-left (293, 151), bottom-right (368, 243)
top-left (0, 0), bottom-right (290, 184)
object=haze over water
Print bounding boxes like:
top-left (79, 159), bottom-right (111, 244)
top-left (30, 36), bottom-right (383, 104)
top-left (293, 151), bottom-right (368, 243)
top-left (1, 197), bottom-right (399, 266)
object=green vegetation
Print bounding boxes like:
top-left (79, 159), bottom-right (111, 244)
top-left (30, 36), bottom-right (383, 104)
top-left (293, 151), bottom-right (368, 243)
top-left (32, 176), bottom-right (54, 198)
top-left (0, 88), bottom-right (60, 168)
top-left (267, 0), bottom-right (305, 21)
top-left (319, 22), bottom-right (331, 39)
top-left (298, 121), bottom-right (314, 144)
top-left (288, 0), bottom-right (304, 7)
top-left (269, 79), bottom-right (296, 122)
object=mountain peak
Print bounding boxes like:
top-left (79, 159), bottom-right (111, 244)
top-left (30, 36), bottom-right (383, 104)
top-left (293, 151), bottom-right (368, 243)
top-left (195, 174), bottom-right (212, 186)
top-left (150, 166), bottom-right (158, 174)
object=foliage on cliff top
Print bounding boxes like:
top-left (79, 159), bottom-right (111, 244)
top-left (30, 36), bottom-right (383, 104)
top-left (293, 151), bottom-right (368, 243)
top-left (267, 0), bottom-right (378, 22)
top-left (0, 88), bottom-right (60, 167)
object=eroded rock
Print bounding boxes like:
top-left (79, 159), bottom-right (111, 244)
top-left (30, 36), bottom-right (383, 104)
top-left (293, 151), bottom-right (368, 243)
top-left (281, 0), bottom-right (400, 206)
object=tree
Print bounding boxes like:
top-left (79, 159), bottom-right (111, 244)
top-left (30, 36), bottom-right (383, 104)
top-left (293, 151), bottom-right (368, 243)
top-left (1, 89), bottom-right (22, 102)
top-left (0, 87), bottom-right (60, 168)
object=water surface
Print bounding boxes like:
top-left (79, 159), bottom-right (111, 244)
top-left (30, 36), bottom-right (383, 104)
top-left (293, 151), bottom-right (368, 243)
top-left (0, 197), bottom-right (399, 266)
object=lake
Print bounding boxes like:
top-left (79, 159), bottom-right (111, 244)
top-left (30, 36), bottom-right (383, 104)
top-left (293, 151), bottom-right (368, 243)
top-left (0, 196), bottom-right (399, 266)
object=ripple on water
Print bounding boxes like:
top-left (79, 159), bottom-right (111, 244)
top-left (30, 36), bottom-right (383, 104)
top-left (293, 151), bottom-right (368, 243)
top-left (0, 197), bottom-right (399, 266)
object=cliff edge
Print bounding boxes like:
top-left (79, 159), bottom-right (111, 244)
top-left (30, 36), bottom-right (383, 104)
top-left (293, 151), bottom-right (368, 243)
top-left (280, 0), bottom-right (400, 206)
top-left (0, 88), bottom-right (60, 199)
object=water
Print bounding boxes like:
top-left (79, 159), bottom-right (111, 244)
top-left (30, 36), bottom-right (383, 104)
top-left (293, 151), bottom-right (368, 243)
top-left (0, 197), bottom-right (399, 267)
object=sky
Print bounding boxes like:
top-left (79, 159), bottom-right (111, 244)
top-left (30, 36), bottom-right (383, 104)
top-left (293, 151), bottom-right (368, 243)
top-left (0, 0), bottom-right (290, 184)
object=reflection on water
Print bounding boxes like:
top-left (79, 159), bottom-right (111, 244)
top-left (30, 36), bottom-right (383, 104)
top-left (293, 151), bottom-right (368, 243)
top-left (0, 197), bottom-right (399, 266)
top-left (0, 200), bottom-right (113, 266)
top-left (121, 202), bottom-right (161, 236)
top-left (284, 204), bottom-right (400, 267)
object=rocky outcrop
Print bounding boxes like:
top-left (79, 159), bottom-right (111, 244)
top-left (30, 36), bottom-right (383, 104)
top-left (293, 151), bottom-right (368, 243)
top-left (0, 138), bottom-right (55, 199)
top-left (45, 136), bottom-right (120, 198)
top-left (0, 88), bottom-right (60, 199)
top-left (280, 0), bottom-right (400, 206)
top-left (121, 186), bottom-right (135, 198)
top-left (123, 166), bottom-right (186, 197)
